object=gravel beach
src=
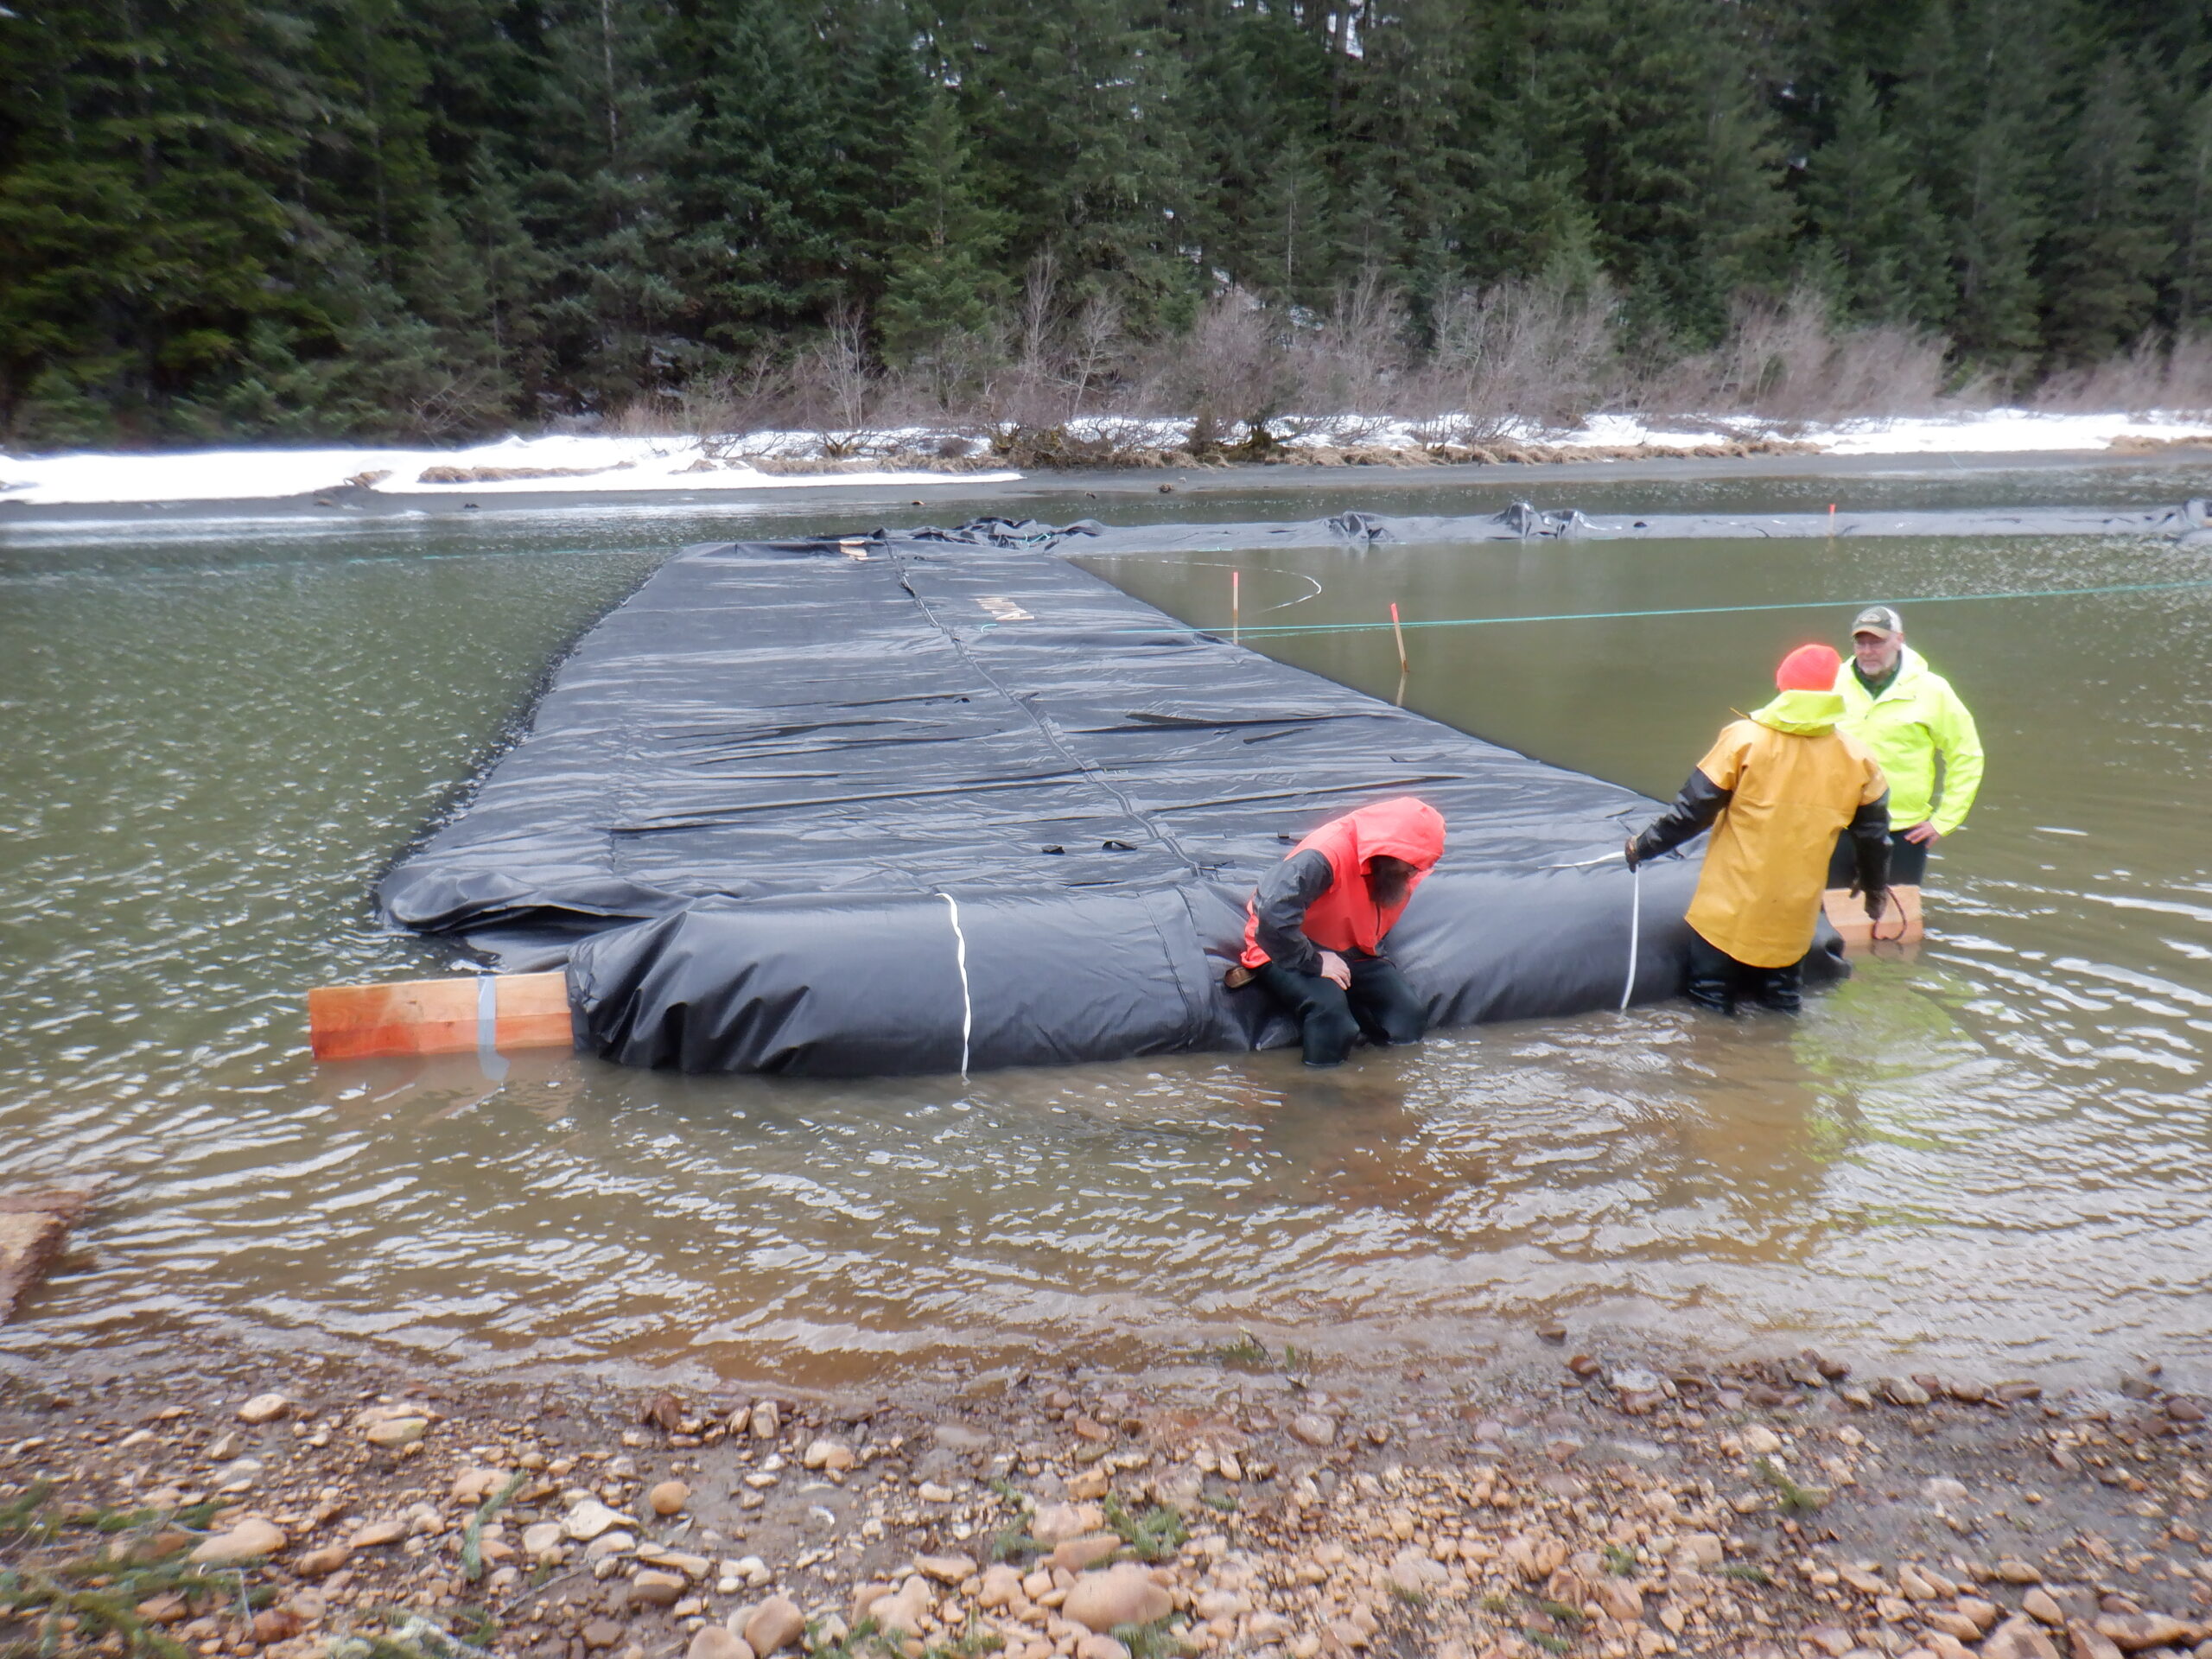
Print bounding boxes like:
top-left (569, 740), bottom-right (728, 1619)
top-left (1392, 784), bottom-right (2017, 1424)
top-left (5, 1338), bottom-right (2209, 1659)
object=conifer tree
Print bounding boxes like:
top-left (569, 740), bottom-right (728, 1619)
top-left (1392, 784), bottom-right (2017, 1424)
top-left (307, 0), bottom-right (441, 277)
top-left (1337, 0), bottom-right (1482, 305)
top-left (1799, 71), bottom-right (1952, 326)
top-left (876, 85), bottom-right (1012, 372)
top-left (0, 0), bottom-right (325, 440)
top-left (1449, 20), bottom-right (1605, 289)
top-left (2165, 83), bottom-right (2212, 327)
top-left (1892, 0), bottom-right (2056, 362)
top-left (1175, 0), bottom-right (1338, 303)
top-left (826, 0), bottom-right (937, 305)
top-left (1247, 132), bottom-right (1343, 307)
top-left (6, 0), bottom-right (2212, 438)
top-left (1549, 0), bottom-right (1794, 345)
top-left (531, 0), bottom-right (690, 404)
top-left (455, 156), bottom-right (557, 403)
top-left (675, 0), bottom-right (821, 343)
top-left (936, 0), bottom-right (1196, 326)
top-left (2041, 51), bottom-right (2161, 362)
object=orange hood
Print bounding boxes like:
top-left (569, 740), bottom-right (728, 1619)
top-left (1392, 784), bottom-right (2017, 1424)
top-left (1338, 795), bottom-right (1447, 874)
top-left (1239, 796), bottom-right (1446, 969)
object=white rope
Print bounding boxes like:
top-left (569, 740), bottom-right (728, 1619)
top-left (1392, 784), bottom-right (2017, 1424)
top-left (1546, 849), bottom-right (1645, 1009)
top-left (938, 893), bottom-right (972, 1077)
top-left (1619, 861), bottom-right (1643, 1012)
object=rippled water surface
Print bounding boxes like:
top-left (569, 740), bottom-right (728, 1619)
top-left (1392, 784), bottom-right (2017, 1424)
top-left (3, 466), bottom-right (2209, 1389)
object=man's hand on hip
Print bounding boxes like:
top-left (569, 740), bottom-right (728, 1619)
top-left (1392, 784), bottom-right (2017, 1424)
top-left (1319, 950), bottom-right (1352, 989)
top-left (1901, 821), bottom-right (1942, 845)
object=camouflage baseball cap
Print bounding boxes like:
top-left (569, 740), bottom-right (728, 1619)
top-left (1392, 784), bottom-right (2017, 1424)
top-left (1851, 604), bottom-right (1904, 636)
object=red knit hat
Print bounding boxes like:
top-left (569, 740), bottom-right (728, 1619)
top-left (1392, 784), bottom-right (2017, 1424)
top-left (1776, 643), bottom-right (1840, 691)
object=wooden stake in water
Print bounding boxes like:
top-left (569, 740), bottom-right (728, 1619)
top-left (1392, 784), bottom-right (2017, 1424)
top-left (1828, 503), bottom-right (1837, 534)
top-left (1231, 569), bottom-right (1240, 644)
top-left (1391, 600), bottom-right (1409, 707)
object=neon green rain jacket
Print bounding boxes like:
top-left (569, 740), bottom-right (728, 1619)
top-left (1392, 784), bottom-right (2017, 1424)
top-left (1832, 645), bottom-right (1984, 836)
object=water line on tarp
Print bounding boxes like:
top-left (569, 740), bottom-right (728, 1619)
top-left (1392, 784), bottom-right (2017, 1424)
top-left (1157, 574), bottom-right (2212, 639)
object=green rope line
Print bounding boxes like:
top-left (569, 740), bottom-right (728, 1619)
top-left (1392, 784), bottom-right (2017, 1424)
top-left (1156, 574), bottom-right (2212, 639)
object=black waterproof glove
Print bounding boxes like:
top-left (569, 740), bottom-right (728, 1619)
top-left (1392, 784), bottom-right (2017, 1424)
top-left (1631, 770), bottom-right (1731, 870)
top-left (1853, 881), bottom-right (1889, 923)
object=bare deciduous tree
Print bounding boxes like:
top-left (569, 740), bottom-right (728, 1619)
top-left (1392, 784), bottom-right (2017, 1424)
top-left (2033, 329), bottom-right (2212, 416)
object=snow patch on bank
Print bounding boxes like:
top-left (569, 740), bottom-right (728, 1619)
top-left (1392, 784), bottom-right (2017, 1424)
top-left (1811, 408), bottom-right (2212, 455)
top-left (4, 410), bottom-right (2210, 507)
top-left (1246, 408), bottom-right (2212, 454)
top-left (0, 433), bottom-right (1017, 507)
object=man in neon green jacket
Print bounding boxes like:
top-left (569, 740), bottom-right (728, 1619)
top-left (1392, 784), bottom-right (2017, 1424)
top-left (1824, 604), bottom-right (1984, 890)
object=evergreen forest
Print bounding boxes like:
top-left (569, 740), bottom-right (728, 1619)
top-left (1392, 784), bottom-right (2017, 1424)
top-left (4, 0), bottom-right (2211, 448)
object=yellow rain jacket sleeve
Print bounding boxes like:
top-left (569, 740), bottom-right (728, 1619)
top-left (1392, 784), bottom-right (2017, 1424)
top-left (1680, 694), bottom-right (1889, 969)
top-left (1834, 646), bottom-right (1985, 836)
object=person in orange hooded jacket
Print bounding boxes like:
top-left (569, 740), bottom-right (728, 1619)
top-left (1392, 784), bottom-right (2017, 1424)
top-left (1626, 645), bottom-right (1891, 1014)
top-left (1236, 796), bottom-right (1446, 1066)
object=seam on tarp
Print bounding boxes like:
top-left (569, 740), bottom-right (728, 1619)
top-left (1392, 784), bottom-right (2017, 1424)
top-left (607, 546), bottom-right (906, 878)
top-left (890, 545), bottom-right (1211, 881)
top-left (1128, 884), bottom-right (1210, 1052)
top-left (607, 767), bottom-right (1090, 831)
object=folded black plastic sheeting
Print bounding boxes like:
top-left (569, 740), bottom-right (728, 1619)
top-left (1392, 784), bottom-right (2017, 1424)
top-left (378, 525), bottom-right (1844, 1076)
top-left (1049, 499), bottom-right (2212, 554)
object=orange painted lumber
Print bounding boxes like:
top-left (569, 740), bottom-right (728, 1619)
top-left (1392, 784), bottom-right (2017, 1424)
top-left (308, 971), bottom-right (570, 1061)
top-left (1821, 883), bottom-right (1923, 953)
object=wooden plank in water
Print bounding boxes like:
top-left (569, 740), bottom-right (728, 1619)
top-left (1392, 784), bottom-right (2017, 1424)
top-left (308, 972), bottom-right (571, 1061)
top-left (1821, 883), bottom-right (1924, 952)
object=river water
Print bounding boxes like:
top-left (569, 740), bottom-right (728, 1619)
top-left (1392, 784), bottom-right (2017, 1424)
top-left (3, 464), bottom-right (2208, 1391)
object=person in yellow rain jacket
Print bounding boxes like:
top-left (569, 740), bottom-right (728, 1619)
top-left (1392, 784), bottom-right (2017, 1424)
top-left (1625, 644), bottom-right (1891, 1014)
top-left (1823, 605), bottom-right (1985, 892)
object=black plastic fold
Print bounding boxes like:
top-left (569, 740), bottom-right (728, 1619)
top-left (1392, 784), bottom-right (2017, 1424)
top-left (1058, 501), bottom-right (2206, 553)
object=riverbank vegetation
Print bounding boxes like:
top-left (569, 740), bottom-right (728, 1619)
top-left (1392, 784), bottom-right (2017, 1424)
top-left (5, 1), bottom-right (2212, 450)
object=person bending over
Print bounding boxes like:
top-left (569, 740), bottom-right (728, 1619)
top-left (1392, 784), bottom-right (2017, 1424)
top-left (1627, 645), bottom-right (1891, 1014)
top-left (1236, 796), bottom-right (1446, 1066)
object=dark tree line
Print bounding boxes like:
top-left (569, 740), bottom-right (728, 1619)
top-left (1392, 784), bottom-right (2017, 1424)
top-left (3, 0), bottom-right (2209, 446)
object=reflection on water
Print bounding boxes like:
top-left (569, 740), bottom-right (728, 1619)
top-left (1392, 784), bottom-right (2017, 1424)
top-left (2, 468), bottom-right (2209, 1389)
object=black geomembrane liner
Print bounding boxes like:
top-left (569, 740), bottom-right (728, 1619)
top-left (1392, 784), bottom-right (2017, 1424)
top-left (378, 523), bottom-right (1843, 1075)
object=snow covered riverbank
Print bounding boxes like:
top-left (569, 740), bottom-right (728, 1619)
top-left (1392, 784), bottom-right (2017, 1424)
top-left (0, 433), bottom-right (1018, 508)
top-left (3, 409), bottom-right (2209, 509)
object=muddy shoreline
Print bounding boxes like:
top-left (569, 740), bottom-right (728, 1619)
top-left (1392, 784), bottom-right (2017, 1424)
top-left (4, 445), bottom-right (2209, 530)
top-left (5, 1331), bottom-right (2207, 1659)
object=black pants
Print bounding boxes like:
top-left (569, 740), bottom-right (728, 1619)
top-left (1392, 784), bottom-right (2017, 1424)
top-left (1827, 829), bottom-right (1929, 888)
top-left (1253, 955), bottom-right (1427, 1067)
top-left (1687, 930), bottom-right (1804, 1015)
